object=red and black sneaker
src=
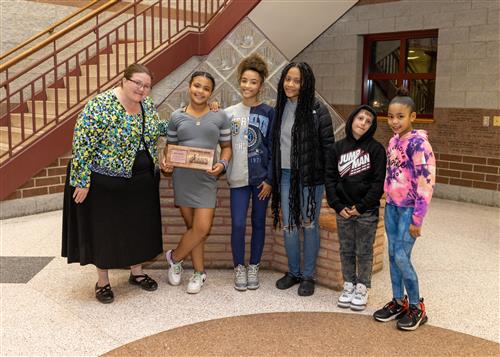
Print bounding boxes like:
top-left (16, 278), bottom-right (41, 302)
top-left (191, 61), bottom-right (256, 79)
top-left (373, 296), bottom-right (409, 322)
top-left (397, 298), bottom-right (428, 331)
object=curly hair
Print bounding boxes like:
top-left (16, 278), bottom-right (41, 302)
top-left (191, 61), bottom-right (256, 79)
top-left (271, 62), bottom-right (319, 229)
top-left (237, 53), bottom-right (269, 83)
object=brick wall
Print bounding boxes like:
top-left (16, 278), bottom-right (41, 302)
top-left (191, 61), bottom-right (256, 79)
top-left (160, 175), bottom-right (385, 290)
top-left (3, 152), bottom-right (71, 201)
top-left (374, 108), bottom-right (500, 192)
top-left (329, 105), bottom-right (500, 193)
top-left (435, 154), bottom-right (500, 191)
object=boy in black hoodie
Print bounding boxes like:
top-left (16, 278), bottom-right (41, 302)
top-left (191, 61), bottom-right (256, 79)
top-left (325, 105), bottom-right (386, 311)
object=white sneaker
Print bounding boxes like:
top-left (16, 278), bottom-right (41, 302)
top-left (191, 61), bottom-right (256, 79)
top-left (166, 249), bottom-right (183, 286)
top-left (234, 265), bottom-right (247, 291)
top-left (350, 283), bottom-right (368, 311)
top-left (337, 282), bottom-right (355, 308)
top-left (187, 271), bottom-right (207, 294)
top-left (247, 264), bottom-right (260, 290)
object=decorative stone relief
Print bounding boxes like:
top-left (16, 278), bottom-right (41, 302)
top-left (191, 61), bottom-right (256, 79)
top-left (158, 18), bottom-right (346, 140)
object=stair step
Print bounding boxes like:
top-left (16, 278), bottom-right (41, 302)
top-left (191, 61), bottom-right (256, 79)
top-left (0, 143), bottom-right (24, 163)
top-left (0, 121), bottom-right (56, 161)
top-left (0, 142), bottom-right (10, 159)
top-left (112, 42), bottom-right (147, 54)
top-left (0, 126), bottom-right (34, 143)
top-left (28, 100), bottom-right (74, 115)
top-left (45, 88), bottom-right (82, 103)
top-left (99, 53), bottom-right (142, 66)
top-left (66, 76), bottom-right (100, 93)
top-left (80, 63), bottom-right (125, 77)
top-left (0, 130), bottom-right (23, 148)
top-left (9, 113), bottom-right (55, 130)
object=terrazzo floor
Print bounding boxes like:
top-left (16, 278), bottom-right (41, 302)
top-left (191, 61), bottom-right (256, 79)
top-left (1, 198), bottom-right (499, 356)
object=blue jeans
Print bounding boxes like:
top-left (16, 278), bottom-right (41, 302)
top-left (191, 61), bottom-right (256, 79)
top-left (280, 169), bottom-right (324, 279)
top-left (230, 185), bottom-right (269, 266)
top-left (385, 203), bottom-right (420, 305)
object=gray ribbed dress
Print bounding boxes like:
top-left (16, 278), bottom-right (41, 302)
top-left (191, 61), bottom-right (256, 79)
top-left (167, 108), bottom-right (231, 208)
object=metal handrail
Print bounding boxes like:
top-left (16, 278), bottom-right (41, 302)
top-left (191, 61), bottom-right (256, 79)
top-left (0, 0), bottom-right (119, 73)
top-left (0, 0), bottom-right (103, 62)
top-left (0, 0), bottom-right (229, 164)
top-left (0, 0), bottom-right (137, 86)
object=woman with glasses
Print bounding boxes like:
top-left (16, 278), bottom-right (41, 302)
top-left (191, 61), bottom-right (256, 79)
top-left (62, 63), bottom-right (168, 304)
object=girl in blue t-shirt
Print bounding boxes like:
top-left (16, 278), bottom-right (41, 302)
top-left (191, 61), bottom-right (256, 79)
top-left (224, 53), bottom-right (274, 291)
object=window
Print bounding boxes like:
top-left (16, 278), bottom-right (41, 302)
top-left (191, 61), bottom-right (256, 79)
top-left (362, 30), bottom-right (438, 119)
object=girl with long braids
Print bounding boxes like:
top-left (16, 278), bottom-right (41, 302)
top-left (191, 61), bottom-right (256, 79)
top-left (272, 62), bottom-right (335, 296)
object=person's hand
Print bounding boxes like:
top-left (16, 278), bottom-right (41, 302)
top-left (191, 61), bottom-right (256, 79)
top-left (409, 224), bottom-right (421, 238)
top-left (160, 154), bottom-right (174, 175)
top-left (257, 181), bottom-right (272, 200)
top-left (339, 207), bottom-right (351, 219)
top-left (207, 162), bottom-right (225, 176)
top-left (73, 187), bottom-right (89, 204)
top-left (208, 101), bottom-right (220, 112)
top-left (346, 206), bottom-right (360, 216)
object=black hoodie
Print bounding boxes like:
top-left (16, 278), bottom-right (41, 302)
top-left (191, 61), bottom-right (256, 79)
top-left (325, 105), bottom-right (386, 214)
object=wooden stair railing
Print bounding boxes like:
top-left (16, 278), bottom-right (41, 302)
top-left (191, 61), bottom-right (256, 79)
top-left (0, 0), bottom-right (260, 200)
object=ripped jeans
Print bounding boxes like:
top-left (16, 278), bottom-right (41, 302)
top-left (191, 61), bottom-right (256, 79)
top-left (385, 203), bottom-right (420, 305)
top-left (280, 169), bottom-right (324, 279)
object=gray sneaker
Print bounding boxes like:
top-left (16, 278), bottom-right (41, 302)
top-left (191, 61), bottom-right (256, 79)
top-left (234, 264), bottom-right (247, 291)
top-left (337, 281), bottom-right (355, 308)
top-left (350, 283), bottom-right (368, 311)
top-left (247, 264), bottom-right (260, 290)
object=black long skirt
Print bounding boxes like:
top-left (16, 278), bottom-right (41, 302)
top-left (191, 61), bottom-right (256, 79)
top-left (62, 150), bottom-right (163, 269)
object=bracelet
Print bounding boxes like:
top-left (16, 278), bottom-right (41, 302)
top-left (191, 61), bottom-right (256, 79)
top-left (218, 159), bottom-right (228, 172)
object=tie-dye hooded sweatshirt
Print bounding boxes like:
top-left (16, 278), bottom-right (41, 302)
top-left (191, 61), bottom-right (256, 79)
top-left (384, 130), bottom-right (436, 227)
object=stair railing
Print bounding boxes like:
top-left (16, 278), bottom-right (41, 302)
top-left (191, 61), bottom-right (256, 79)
top-left (0, 0), bottom-right (229, 163)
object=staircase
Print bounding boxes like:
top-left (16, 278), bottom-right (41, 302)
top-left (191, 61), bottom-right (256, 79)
top-left (0, 0), bottom-right (260, 200)
top-left (0, 40), bottom-right (148, 157)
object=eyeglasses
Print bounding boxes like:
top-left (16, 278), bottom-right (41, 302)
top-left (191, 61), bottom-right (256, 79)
top-left (127, 78), bottom-right (152, 91)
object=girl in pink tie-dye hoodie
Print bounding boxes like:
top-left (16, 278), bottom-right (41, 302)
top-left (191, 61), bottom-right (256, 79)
top-left (373, 88), bottom-right (435, 332)
top-left (385, 129), bottom-right (436, 227)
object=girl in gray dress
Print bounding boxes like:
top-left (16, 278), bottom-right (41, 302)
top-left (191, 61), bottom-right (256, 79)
top-left (161, 71), bottom-right (231, 294)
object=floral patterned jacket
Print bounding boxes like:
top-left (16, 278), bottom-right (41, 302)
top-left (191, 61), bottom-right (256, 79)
top-left (70, 90), bottom-right (168, 188)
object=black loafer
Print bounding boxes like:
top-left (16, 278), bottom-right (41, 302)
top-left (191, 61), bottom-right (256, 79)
top-left (129, 274), bottom-right (158, 291)
top-left (298, 277), bottom-right (315, 296)
top-left (95, 283), bottom-right (114, 304)
top-left (276, 272), bottom-right (301, 290)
